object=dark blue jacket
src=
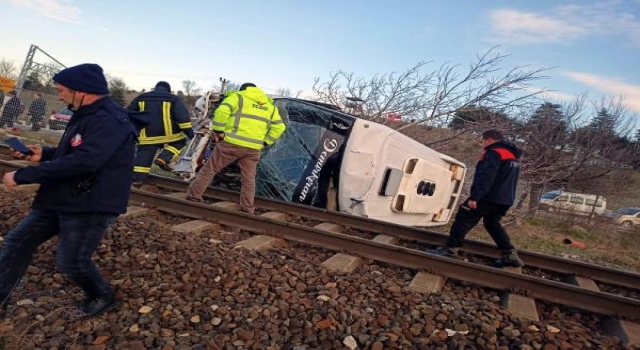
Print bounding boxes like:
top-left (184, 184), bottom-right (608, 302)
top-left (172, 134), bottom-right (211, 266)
top-left (14, 97), bottom-right (137, 214)
top-left (2, 96), bottom-right (22, 119)
top-left (469, 140), bottom-right (523, 206)
top-left (28, 98), bottom-right (47, 117)
top-left (127, 86), bottom-right (192, 145)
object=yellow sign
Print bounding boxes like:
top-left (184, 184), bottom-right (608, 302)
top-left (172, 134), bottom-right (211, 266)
top-left (0, 76), bottom-right (16, 92)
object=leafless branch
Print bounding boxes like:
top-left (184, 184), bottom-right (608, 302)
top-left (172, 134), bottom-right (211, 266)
top-left (311, 47), bottom-right (550, 132)
top-left (0, 58), bottom-right (19, 80)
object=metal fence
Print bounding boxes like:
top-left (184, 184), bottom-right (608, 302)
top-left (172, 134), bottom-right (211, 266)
top-left (1, 87), bottom-right (67, 131)
top-left (2, 46), bottom-right (66, 130)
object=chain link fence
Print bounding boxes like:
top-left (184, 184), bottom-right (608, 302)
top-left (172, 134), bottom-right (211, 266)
top-left (1, 87), bottom-right (67, 132)
top-left (1, 51), bottom-right (67, 133)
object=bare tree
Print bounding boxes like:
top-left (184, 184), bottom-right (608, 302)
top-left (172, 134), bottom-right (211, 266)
top-left (212, 81), bottom-right (240, 92)
top-left (40, 61), bottom-right (64, 86)
top-left (106, 75), bottom-right (129, 106)
top-left (182, 80), bottom-right (201, 98)
top-left (275, 87), bottom-right (303, 98)
top-left (567, 98), bottom-right (638, 186)
top-left (312, 47), bottom-right (549, 130)
top-left (181, 80), bottom-right (202, 112)
top-left (518, 96), bottom-right (639, 210)
top-left (0, 58), bottom-right (18, 80)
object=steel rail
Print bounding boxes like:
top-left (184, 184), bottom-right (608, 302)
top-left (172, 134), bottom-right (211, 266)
top-left (1, 160), bottom-right (639, 290)
top-left (143, 174), bottom-right (640, 290)
top-left (125, 188), bottom-right (640, 319)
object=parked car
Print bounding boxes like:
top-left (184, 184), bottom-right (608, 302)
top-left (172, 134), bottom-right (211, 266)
top-left (48, 107), bottom-right (72, 130)
top-left (601, 207), bottom-right (640, 228)
top-left (538, 190), bottom-right (606, 215)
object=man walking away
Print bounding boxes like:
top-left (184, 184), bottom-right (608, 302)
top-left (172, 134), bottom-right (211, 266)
top-left (186, 83), bottom-right (286, 214)
top-left (127, 81), bottom-right (194, 183)
top-left (0, 91), bottom-right (22, 128)
top-left (28, 92), bottom-right (47, 131)
top-left (0, 63), bottom-right (138, 318)
top-left (428, 129), bottom-right (524, 268)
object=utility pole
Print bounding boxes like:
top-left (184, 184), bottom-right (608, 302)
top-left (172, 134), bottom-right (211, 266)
top-left (219, 77), bottom-right (229, 92)
top-left (16, 44), bottom-right (66, 90)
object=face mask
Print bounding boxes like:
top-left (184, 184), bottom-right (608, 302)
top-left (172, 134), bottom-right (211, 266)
top-left (67, 91), bottom-right (85, 112)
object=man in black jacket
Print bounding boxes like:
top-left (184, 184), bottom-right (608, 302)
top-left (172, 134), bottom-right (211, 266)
top-left (428, 129), bottom-right (524, 267)
top-left (0, 90), bottom-right (22, 128)
top-left (127, 81), bottom-right (194, 183)
top-left (0, 63), bottom-right (138, 318)
top-left (28, 92), bottom-right (47, 131)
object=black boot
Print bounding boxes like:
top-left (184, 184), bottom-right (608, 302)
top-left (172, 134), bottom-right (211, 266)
top-left (426, 246), bottom-right (460, 258)
top-left (78, 294), bottom-right (118, 318)
top-left (69, 275), bottom-right (117, 318)
top-left (494, 249), bottom-right (524, 268)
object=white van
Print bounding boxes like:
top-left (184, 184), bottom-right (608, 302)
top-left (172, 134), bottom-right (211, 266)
top-left (539, 190), bottom-right (606, 216)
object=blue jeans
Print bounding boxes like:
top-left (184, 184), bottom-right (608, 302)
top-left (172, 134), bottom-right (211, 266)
top-left (0, 209), bottom-right (117, 305)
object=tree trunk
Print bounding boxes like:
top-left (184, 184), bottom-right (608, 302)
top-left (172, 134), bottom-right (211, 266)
top-left (527, 183), bottom-right (545, 218)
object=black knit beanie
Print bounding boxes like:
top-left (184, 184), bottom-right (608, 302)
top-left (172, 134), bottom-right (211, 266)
top-left (155, 81), bottom-right (171, 91)
top-left (52, 63), bottom-right (110, 94)
top-left (239, 82), bottom-right (256, 91)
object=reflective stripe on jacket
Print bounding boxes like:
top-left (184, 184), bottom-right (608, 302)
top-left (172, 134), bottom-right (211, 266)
top-left (127, 87), bottom-right (192, 145)
top-left (211, 87), bottom-right (286, 150)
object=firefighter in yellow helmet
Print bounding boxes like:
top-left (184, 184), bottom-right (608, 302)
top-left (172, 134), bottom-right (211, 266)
top-left (186, 83), bottom-right (286, 213)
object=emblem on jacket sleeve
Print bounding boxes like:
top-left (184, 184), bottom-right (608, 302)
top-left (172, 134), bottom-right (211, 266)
top-left (70, 133), bottom-right (83, 147)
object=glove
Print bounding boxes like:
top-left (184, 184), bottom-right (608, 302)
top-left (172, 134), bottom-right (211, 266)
top-left (183, 128), bottom-right (195, 139)
top-left (212, 132), bottom-right (225, 142)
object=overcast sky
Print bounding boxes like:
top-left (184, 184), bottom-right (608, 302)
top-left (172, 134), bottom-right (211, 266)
top-left (1, 0), bottom-right (640, 117)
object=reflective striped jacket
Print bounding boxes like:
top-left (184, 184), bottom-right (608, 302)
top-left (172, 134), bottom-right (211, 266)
top-left (127, 86), bottom-right (192, 145)
top-left (211, 87), bottom-right (286, 150)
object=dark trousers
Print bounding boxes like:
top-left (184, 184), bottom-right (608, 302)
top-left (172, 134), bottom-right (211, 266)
top-left (0, 115), bottom-right (15, 128)
top-left (30, 115), bottom-right (43, 131)
top-left (447, 200), bottom-right (515, 251)
top-left (133, 139), bottom-right (187, 181)
top-left (0, 210), bottom-right (117, 306)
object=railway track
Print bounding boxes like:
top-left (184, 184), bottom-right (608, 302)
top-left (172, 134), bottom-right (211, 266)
top-left (1, 159), bottom-right (639, 344)
top-left (142, 174), bottom-right (640, 291)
